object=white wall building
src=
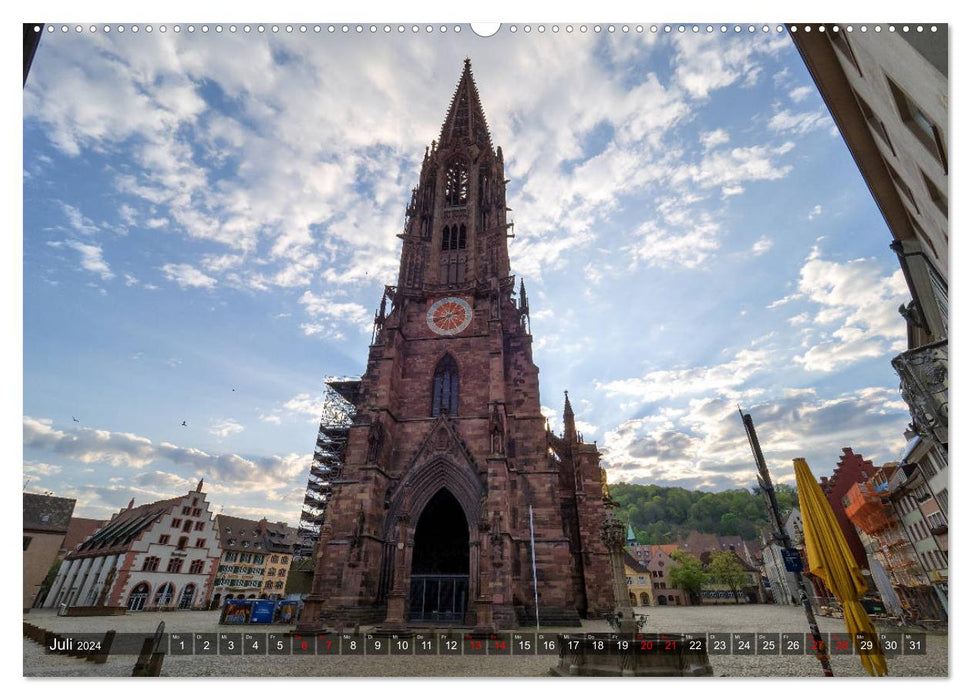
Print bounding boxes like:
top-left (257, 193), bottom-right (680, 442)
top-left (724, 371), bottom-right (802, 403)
top-left (42, 482), bottom-right (221, 611)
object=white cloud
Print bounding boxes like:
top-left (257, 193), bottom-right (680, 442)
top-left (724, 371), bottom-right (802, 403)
top-left (161, 262), bottom-right (217, 289)
top-left (672, 31), bottom-right (790, 99)
top-left (791, 250), bottom-right (910, 372)
top-left (298, 290), bottom-right (371, 339)
top-left (209, 418), bottom-right (244, 439)
top-left (61, 203), bottom-right (99, 235)
top-left (789, 86), bottom-right (814, 103)
top-left (23, 415), bottom-right (306, 491)
top-left (283, 393), bottom-right (324, 420)
top-left (47, 239), bottom-right (114, 280)
top-left (768, 108), bottom-right (832, 135)
top-left (751, 236), bottom-right (773, 255)
top-left (807, 204), bottom-right (823, 220)
top-left (24, 461), bottom-right (63, 477)
top-left (700, 129), bottom-right (730, 150)
top-left (626, 216), bottom-right (721, 269)
top-left (598, 348), bottom-right (769, 405)
top-left (602, 386), bottom-right (910, 490)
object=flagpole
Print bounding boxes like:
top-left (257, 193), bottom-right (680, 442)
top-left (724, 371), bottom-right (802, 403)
top-left (739, 408), bottom-right (834, 677)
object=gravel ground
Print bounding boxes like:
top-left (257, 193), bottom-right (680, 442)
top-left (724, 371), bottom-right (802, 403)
top-left (23, 605), bottom-right (947, 678)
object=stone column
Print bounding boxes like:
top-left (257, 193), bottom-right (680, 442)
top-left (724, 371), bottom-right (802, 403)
top-left (600, 512), bottom-right (636, 634)
top-left (383, 516), bottom-right (411, 626)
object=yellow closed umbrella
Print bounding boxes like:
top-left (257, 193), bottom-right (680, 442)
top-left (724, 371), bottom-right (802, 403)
top-left (794, 457), bottom-right (888, 677)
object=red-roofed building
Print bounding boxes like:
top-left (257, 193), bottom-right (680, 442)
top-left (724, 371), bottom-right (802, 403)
top-left (59, 517), bottom-right (107, 558)
top-left (41, 483), bottom-right (220, 611)
top-left (627, 544), bottom-right (685, 606)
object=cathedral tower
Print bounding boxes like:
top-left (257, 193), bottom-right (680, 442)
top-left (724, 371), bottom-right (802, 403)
top-left (299, 61), bottom-right (613, 630)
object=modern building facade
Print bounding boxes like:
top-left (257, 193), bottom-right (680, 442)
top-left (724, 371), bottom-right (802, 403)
top-left (791, 25), bottom-right (948, 527)
top-left (299, 61), bottom-right (614, 631)
top-left (42, 483), bottom-right (220, 611)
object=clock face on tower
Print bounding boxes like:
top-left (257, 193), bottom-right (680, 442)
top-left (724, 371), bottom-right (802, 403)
top-left (426, 297), bottom-right (472, 336)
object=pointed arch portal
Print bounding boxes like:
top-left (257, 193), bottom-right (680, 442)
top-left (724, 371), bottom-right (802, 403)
top-left (408, 488), bottom-right (469, 622)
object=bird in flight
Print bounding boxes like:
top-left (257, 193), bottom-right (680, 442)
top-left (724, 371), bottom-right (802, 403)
top-left (181, 420), bottom-right (187, 427)
top-left (72, 416), bottom-right (80, 423)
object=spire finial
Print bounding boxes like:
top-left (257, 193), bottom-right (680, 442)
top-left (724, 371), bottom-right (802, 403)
top-left (196, 478), bottom-right (204, 492)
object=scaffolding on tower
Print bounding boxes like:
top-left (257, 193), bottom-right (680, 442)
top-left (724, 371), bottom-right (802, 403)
top-left (294, 377), bottom-right (359, 558)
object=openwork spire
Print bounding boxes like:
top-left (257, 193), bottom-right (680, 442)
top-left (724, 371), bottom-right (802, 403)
top-left (438, 58), bottom-right (493, 149)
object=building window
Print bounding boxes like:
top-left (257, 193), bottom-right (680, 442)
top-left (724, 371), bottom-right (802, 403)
top-left (154, 582), bottom-right (175, 606)
top-left (177, 536), bottom-right (188, 551)
top-left (432, 354), bottom-right (459, 417)
top-left (182, 520), bottom-right (194, 532)
top-left (182, 506), bottom-right (191, 515)
top-left (829, 27), bottom-right (863, 75)
top-left (172, 518), bottom-right (182, 528)
top-left (921, 169), bottom-right (948, 217)
top-left (189, 560), bottom-right (205, 575)
top-left (192, 508), bottom-right (202, 517)
top-left (440, 223), bottom-right (467, 251)
top-left (143, 556), bottom-right (160, 572)
top-left (195, 521), bottom-right (204, 531)
top-left (281, 556), bottom-right (289, 565)
top-left (884, 158), bottom-right (920, 214)
top-left (167, 558), bottom-right (184, 574)
top-left (444, 162), bottom-right (469, 208)
top-left (127, 583), bottom-right (150, 611)
top-left (887, 77), bottom-right (948, 173)
top-left (271, 555), bottom-right (279, 564)
top-left (179, 583), bottom-right (196, 609)
top-left (224, 551), bottom-right (238, 563)
top-left (195, 538), bottom-right (207, 548)
top-left (855, 91), bottom-right (896, 157)
top-left (159, 535), bottom-right (170, 545)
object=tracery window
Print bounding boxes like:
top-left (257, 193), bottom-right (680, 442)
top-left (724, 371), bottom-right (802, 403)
top-left (444, 163), bottom-right (469, 208)
top-left (441, 224), bottom-right (467, 251)
top-left (432, 354), bottom-right (459, 417)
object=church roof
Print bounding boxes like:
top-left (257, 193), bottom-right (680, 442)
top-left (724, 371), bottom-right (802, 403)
top-left (438, 59), bottom-right (492, 150)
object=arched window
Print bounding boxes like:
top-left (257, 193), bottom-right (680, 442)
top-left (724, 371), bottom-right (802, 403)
top-left (432, 354), bottom-right (459, 416)
top-left (179, 584), bottom-right (196, 609)
top-left (444, 162), bottom-right (469, 208)
top-left (441, 224), bottom-right (467, 251)
top-left (127, 583), bottom-right (150, 611)
top-left (154, 582), bottom-right (175, 606)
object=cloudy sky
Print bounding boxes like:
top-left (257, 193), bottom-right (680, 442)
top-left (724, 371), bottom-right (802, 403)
top-left (21, 22), bottom-right (922, 525)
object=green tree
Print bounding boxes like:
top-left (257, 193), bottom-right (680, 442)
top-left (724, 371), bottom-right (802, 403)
top-left (707, 551), bottom-right (749, 603)
top-left (668, 551), bottom-right (707, 605)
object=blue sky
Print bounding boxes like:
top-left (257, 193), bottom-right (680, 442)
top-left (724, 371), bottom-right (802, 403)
top-left (21, 23), bottom-right (922, 525)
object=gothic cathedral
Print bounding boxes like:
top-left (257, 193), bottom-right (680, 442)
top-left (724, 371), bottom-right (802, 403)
top-left (299, 60), bottom-right (614, 631)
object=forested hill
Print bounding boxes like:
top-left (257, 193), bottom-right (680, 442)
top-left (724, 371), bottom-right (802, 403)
top-left (609, 482), bottom-right (798, 544)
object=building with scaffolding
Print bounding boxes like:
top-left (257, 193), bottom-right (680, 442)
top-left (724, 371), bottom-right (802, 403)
top-left (295, 379), bottom-right (357, 559)
top-left (843, 462), bottom-right (945, 621)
